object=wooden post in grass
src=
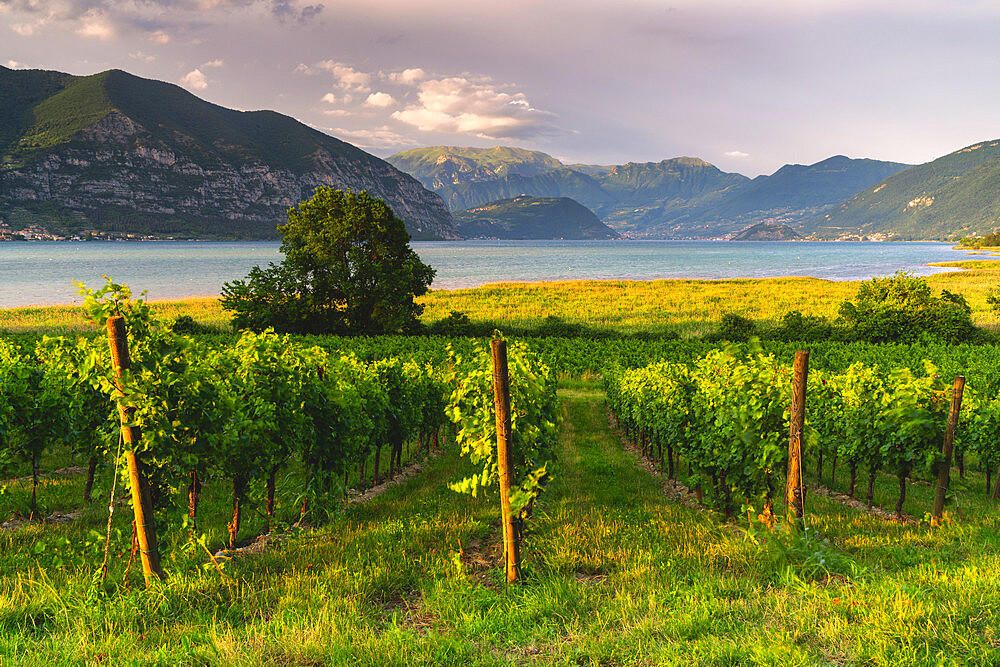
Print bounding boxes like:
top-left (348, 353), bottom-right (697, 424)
top-left (107, 316), bottom-right (165, 585)
top-left (932, 375), bottom-right (965, 526)
top-left (491, 339), bottom-right (521, 583)
top-left (786, 350), bottom-right (809, 527)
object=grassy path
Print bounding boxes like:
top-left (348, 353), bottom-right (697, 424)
top-left (5, 383), bottom-right (1000, 664)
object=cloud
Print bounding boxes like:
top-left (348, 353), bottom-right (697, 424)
top-left (4, 59), bottom-right (27, 69)
top-left (75, 8), bottom-right (116, 40)
top-left (202, 58), bottom-right (224, 68)
top-left (270, 0), bottom-right (323, 23)
top-left (321, 109), bottom-right (351, 117)
top-left (149, 29), bottom-right (171, 44)
top-left (724, 150), bottom-right (750, 158)
top-left (384, 68), bottom-right (425, 85)
top-left (180, 68), bottom-right (208, 90)
top-left (330, 125), bottom-right (411, 149)
top-left (314, 60), bottom-right (371, 92)
top-left (128, 51), bottom-right (156, 62)
top-left (365, 92), bottom-right (396, 108)
top-left (11, 20), bottom-right (42, 35)
top-left (320, 92), bottom-right (337, 103)
top-left (392, 76), bottom-right (559, 140)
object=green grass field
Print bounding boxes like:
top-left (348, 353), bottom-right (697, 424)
top-left (3, 382), bottom-right (1000, 664)
top-left (3, 263), bottom-right (999, 337)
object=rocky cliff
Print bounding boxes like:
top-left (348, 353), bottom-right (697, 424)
top-left (0, 67), bottom-right (459, 240)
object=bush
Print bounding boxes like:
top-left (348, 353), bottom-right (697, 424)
top-left (960, 232), bottom-right (1000, 248)
top-left (427, 311), bottom-right (478, 337)
top-left (169, 314), bottom-right (213, 334)
top-left (771, 311), bottom-right (834, 342)
top-left (837, 271), bottom-right (977, 343)
top-left (711, 313), bottom-right (757, 342)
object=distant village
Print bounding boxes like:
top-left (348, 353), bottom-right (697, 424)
top-left (0, 219), bottom-right (169, 242)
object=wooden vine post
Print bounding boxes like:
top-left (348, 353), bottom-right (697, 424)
top-left (491, 339), bottom-right (521, 583)
top-left (932, 375), bottom-right (965, 526)
top-left (786, 350), bottom-right (809, 527)
top-left (106, 316), bottom-right (165, 585)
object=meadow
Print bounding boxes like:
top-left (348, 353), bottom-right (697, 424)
top-left (2, 262), bottom-right (998, 337)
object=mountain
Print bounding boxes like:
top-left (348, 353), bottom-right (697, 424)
top-left (0, 66), bottom-right (459, 240)
top-left (454, 196), bottom-right (619, 239)
top-left (387, 145), bottom-right (908, 238)
top-left (435, 168), bottom-right (616, 212)
top-left (808, 140), bottom-right (1000, 240)
top-left (730, 222), bottom-right (802, 241)
top-left (387, 146), bottom-right (563, 190)
top-left (703, 155), bottom-right (910, 225)
top-left (595, 158), bottom-right (749, 235)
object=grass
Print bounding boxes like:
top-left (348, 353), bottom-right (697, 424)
top-left (5, 264), bottom-right (1000, 337)
top-left (0, 297), bottom-right (227, 334)
top-left (5, 383), bottom-right (1000, 664)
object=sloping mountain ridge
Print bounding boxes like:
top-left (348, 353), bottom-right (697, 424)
top-left (807, 140), bottom-right (1000, 240)
top-left (434, 168), bottom-right (616, 212)
top-left (0, 66), bottom-right (459, 240)
top-left (387, 146), bottom-right (910, 238)
top-left (705, 155), bottom-right (911, 222)
top-left (454, 195), bottom-right (619, 239)
top-left (387, 146), bottom-right (563, 189)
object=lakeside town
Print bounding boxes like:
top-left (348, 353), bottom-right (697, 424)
top-left (0, 220), bottom-right (170, 242)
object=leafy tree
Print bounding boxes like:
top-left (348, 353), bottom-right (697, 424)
top-left (221, 188), bottom-right (435, 334)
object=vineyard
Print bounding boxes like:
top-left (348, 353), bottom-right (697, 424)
top-left (6, 293), bottom-right (1000, 662)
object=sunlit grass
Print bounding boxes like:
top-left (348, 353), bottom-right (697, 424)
top-left (5, 266), bottom-right (1000, 337)
top-left (0, 297), bottom-right (228, 334)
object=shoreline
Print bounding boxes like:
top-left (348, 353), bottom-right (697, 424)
top-left (5, 260), bottom-right (1000, 310)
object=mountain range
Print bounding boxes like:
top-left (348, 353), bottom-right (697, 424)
top-left (812, 140), bottom-right (1000, 240)
top-left (389, 147), bottom-right (911, 238)
top-left (3, 65), bottom-right (999, 242)
top-left (0, 66), bottom-right (459, 240)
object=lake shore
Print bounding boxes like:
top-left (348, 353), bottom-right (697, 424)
top-left (4, 265), bottom-right (999, 337)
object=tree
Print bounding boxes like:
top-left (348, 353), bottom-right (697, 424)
top-left (221, 188), bottom-right (435, 334)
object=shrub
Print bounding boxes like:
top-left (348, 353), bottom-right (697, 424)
top-left (714, 313), bottom-right (757, 342)
top-left (837, 271), bottom-right (977, 343)
top-left (771, 310), bottom-right (834, 342)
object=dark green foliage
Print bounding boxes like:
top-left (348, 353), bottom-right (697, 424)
top-left (426, 311), bottom-right (477, 337)
top-left (837, 271), bottom-right (977, 343)
top-left (987, 289), bottom-right (1000, 317)
top-left (168, 315), bottom-right (215, 335)
top-left (221, 188), bottom-right (435, 335)
top-left (712, 313), bottom-right (757, 342)
top-left (959, 232), bottom-right (1000, 248)
top-left (771, 310), bottom-right (835, 342)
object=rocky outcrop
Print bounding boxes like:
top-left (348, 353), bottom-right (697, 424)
top-left (0, 69), bottom-right (459, 240)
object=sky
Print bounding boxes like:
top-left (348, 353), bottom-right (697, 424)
top-left (3, 0), bottom-right (1000, 176)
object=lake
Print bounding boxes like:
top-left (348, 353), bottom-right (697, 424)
top-left (0, 240), bottom-right (988, 307)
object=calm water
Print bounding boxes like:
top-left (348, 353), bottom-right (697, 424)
top-left (0, 240), bottom-right (989, 307)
